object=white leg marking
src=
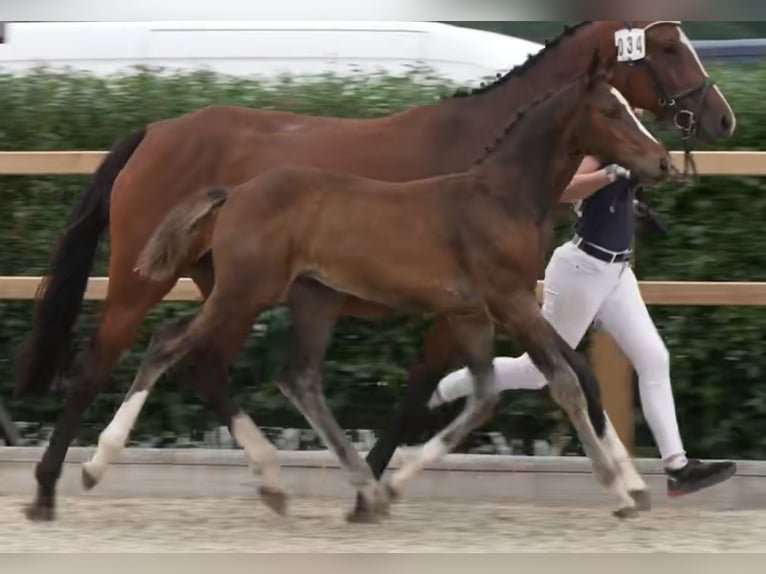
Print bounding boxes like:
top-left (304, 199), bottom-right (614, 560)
top-left (603, 416), bottom-right (647, 493)
top-left (610, 86), bottom-right (659, 143)
top-left (83, 390), bottom-right (149, 485)
top-left (231, 412), bottom-right (283, 491)
top-left (388, 436), bottom-right (448, 492)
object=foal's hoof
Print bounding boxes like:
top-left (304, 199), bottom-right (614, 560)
top-left (24, 502), bottom-right (55, 522)
top-left (381, 479), bottom-right (400, 503)
top-left (348, 495), bottom-right (387, 523)
top-left (259, 486), bottom-right (288, 516)
top-left (630, 489), bottom-right (652, 512)
top-left (613, 506), bottom-right (640, 520)
top-left (345, 502), bottom-right (383, 525)
top-left (81, 464), bottom-right (98, 491)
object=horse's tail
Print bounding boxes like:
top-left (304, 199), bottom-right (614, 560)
top-left (552, 330), bottom-right (606, 438)
top-left (14, 128), bottom-right (147, 398)
top-left (136, 187), bottom-right (229, 283)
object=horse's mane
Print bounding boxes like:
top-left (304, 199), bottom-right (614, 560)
top-left (445, 21), bottom-right (592, 100)
top-left (472, 69), bottom-right (598, 167)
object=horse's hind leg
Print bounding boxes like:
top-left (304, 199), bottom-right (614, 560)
top-left (277, 278), bottom-right (386, 523)
top-left (385, 310), bottom-right (499, 498)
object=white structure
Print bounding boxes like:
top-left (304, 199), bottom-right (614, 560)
top-left (0, 21), bottom-right (543, 85)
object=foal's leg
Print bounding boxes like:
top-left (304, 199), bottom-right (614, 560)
top-left (24, 270), bottom-right (180, 521)
top-left (181, 256), bottom-right (287, 509)
top-left (277, 278), bottom-right (388, 523)
top-left (82, 302), bottom-right (286, 513)
top-left (493, 291), bottom-right (637, 518)
top-left (365, 314), bottom-right (458, 473)
top-left (81, 315), bottom-right (195, 488)
top-left (80, 258), bottom-right (217, 487)
top-left (385, 311), bottom-right (499, 498)
top-left (354, 315), bottom-right (458, 514)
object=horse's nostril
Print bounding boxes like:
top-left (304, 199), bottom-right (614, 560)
top-left (660, 157), bottom-right (670, 173)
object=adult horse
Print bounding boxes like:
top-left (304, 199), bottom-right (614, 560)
top-left (16, 21), bottom-right (734, 521)
top-left (84, 53), bottom-right (673, 521)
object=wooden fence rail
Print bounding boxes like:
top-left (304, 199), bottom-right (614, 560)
top-left (3, 276), bottom-right (766, 305)
top-left (3, 149), bottom-right (766, 452)
top-left (2, 150), bottom-right (766, 176)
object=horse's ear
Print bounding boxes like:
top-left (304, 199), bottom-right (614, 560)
top-left (585, 49), bottom-right (602, 89)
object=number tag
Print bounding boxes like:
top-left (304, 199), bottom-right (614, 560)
top-left (615, 28), bottom-right (646, 62)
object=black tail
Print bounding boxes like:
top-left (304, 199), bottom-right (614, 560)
top-left (551, 331), bottom-right (606, 438)
top-left (14, 127), bottom-right (147, 398)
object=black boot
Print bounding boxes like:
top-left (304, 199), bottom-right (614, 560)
top-left (666, 459), bottom-right (736, 497)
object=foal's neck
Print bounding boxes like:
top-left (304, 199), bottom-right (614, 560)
top-left (472, 86), bottom-right (585, 221)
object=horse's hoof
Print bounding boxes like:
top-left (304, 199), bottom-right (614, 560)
top-left (259, 486), bottom-right (288, 516)
top-left (382, 479), bottom-right (400, 503)
top-left (630, 489), bottom-right (652, 512)
top-left (345, 505), bottom-right (382, 525)
top-left (24, 502), bottom-right (55, 522)
top-left (613, 506), bottom-right (640, 520)
top-left (374, 500), bottom-right (391, 519)
top-left (81, 464), bottom-right (98, 491)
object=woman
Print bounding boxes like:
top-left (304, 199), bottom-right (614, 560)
top-left (427, 109), bottom-right (736, 498)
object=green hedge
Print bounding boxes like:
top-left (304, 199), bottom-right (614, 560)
top-left (2, 63), bottom-right (766, 459)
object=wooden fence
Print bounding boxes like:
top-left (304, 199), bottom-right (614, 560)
top-left (3, 149), bottom-right (766, 452)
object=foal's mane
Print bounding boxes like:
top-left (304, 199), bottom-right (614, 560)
top-left (445, 22), bottom-right (592, 100)
top-left (472, 68), bottom-right (598, 168)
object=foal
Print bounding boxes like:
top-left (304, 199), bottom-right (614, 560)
top-left (84, 55), bottom-right (672, 522)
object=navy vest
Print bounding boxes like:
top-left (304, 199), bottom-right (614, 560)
top-left (573, 169), bottom-right (638, 253)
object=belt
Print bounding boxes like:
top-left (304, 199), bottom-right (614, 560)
top-left (571, 235), bottom-right (631, 264)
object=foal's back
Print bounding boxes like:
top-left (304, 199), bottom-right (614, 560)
top-left (211, 164), bottom-right (500, 310)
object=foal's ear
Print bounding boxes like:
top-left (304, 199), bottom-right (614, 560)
top-left (585, 49), bottom-right (602, 89)
top-left (585, 48), bottom-right (614, 90)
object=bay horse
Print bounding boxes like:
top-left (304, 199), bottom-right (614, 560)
top-left (82, 53), bottom-right (673, 522)
top-left (16, 21), bottom-right (734, 522)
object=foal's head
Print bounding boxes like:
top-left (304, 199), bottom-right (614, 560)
top-left (577, 52), bottom-right (673, 185)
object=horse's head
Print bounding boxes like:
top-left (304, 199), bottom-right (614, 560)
top-left (578, 50), bottom-right (673, 185)
top-left (606, 21), bottom-right (735, 143)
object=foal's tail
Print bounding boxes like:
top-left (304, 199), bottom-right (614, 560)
top-left (14, 128), bottom-right (147, 398)
top-left (136, 187), bottom-right (230, 283)
top-left (552, 331), bottom-right (606, 438)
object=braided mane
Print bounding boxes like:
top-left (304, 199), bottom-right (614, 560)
top-left (446, 22), bottom-right (592, 100)
top-left (472, 70), bottom-right (594, 167)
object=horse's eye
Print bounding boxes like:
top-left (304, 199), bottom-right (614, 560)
top-left (663, 45), bottom-right (679, 56)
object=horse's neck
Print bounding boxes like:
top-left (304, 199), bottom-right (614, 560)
top-left (426, 22), bottom-right (611, 154)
